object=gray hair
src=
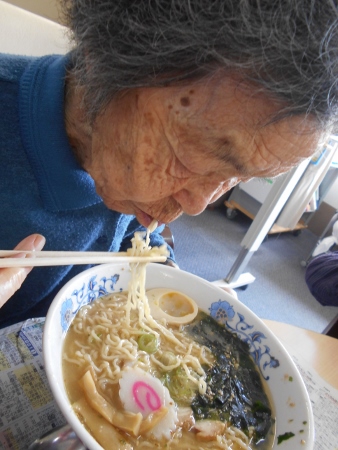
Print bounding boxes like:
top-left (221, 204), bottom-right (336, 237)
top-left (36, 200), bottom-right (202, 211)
top-left (62, 0), bottom-right (338, 129)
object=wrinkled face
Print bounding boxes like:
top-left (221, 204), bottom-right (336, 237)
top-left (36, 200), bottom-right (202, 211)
top-left (87, 74), bottom-right (322, 227)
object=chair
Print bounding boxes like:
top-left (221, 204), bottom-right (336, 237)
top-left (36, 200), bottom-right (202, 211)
top-left (161, 225), bottom-right (175, 250)
top-left (0, 0), bottom-right (70, 56)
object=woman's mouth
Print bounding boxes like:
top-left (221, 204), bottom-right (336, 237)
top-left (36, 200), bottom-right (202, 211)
top-left (134, 201), bottom-right (183, 229)
top-left (136, 209), bottom-right (158, 228)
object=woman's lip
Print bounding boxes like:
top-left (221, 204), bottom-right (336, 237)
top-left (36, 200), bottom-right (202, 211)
top-left (136, 209), bottom-right (155, 228)
top-left (134, 204), bottom-right (182, 228)
top-left (135, 209), bottom-right (165, 229)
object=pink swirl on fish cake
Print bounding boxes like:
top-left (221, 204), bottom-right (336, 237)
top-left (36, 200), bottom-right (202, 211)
top-left (132, 381), bottom-right (162, 411)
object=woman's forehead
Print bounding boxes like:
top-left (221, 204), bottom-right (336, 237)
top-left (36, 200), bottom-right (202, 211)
top-left (110, 73), bottom-right (323, 176)
top-left (147, 73), bottom-right (292, 129)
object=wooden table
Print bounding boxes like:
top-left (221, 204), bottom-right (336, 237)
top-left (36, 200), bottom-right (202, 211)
top-left (263, 319), bottom-right (338, 389)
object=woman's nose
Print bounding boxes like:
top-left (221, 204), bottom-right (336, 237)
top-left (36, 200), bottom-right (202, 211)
top-left (172, 180), bottom-right (231, 216)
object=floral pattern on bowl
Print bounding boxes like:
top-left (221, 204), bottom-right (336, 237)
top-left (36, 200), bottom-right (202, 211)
top-left (60, 274), bottom-right (120, 332)
top-left (209, 299), bottom-right (280, 379)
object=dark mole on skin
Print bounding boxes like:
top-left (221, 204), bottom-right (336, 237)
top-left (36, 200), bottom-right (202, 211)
top-left (180, 97), bottom-right (190, 107)
top-left (168, 105), bottom-right (173, 109)
top-left (144, 112), bottom-right (154, 126)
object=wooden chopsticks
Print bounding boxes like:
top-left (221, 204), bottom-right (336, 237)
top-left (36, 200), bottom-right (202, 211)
top-left (0, 250), bottom-right (167, 267)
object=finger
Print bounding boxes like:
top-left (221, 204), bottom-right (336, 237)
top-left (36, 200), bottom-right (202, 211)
top-left (0, 234), bottom-right (46, 308)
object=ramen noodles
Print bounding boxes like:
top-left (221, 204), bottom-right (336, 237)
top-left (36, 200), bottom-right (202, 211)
top-left (62, 227), bottom-right (274, 449)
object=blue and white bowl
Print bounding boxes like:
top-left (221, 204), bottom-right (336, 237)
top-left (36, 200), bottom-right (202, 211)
top-left (44, 263), bottom-right (314, 450)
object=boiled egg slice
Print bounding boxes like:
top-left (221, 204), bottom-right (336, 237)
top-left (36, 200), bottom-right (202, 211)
top-left (146, 288), bottom-right (198, 325)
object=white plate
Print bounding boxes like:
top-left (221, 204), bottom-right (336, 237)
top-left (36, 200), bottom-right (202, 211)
top-left (44, 263), bottom-right (314, 450)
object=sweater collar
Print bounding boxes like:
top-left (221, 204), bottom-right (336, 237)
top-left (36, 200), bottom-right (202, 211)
top-left (19, 54), bottom-right (102, 212)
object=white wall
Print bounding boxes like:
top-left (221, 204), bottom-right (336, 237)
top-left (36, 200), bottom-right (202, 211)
top-left (0, 1), bottom-right (70, 56)
top-left (2, 0), bottom-right (60, 22)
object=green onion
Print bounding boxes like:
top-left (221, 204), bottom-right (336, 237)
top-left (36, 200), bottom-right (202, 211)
top-left (159, 351), bottom-right (178, 366)
top-left (138, 333), bottom-right (158, 354)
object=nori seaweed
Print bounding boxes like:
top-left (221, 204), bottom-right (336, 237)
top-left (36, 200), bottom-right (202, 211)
top-left (185, 312), bottom-right (274, 444)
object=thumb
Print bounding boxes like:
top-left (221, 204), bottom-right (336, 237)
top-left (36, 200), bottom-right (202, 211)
top-left (0, 234), bottom-right (46, 309)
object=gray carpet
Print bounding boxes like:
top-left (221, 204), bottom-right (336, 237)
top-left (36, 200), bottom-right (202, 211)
top-left (170, 205), bottom-right (338, 333)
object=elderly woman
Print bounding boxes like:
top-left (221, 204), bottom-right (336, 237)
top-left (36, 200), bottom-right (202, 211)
top-left (1, 0), bottom-right (338, 327)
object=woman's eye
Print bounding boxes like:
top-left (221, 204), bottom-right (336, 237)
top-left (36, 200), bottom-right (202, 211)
top-left (171, 158), bottom-right (193, 179)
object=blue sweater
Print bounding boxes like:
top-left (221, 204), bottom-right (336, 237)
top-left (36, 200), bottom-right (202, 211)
top-left (0, 53), bottom-right (174, 328)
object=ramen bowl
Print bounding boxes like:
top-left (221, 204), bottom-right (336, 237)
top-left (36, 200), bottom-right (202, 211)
top-left (44, 263), bottom-right (314, 450)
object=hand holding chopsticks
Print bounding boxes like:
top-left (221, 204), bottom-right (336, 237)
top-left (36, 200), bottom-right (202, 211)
top-left (0, 234), bottom-right (46, 308)
top-left (0, 249), bottom-right (167, 267)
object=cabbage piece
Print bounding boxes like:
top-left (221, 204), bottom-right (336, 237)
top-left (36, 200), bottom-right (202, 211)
top-left (162, 366), bottom-right (198, 405)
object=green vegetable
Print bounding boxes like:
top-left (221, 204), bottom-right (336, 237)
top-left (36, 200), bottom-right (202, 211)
top-left (158, 351), bottom-right (178, 366)
top-left (252, 400), bottom-right (271, 414)
top-left (162, 367), bottom-right (198, 405)
top-left (277, 432), bottom-right (295, 444)
top-left (138, 333), bottom-right (158, 354)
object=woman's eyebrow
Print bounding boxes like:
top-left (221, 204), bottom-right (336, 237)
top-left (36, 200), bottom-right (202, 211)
top-left (215, 139), bottom-right (250, 176)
